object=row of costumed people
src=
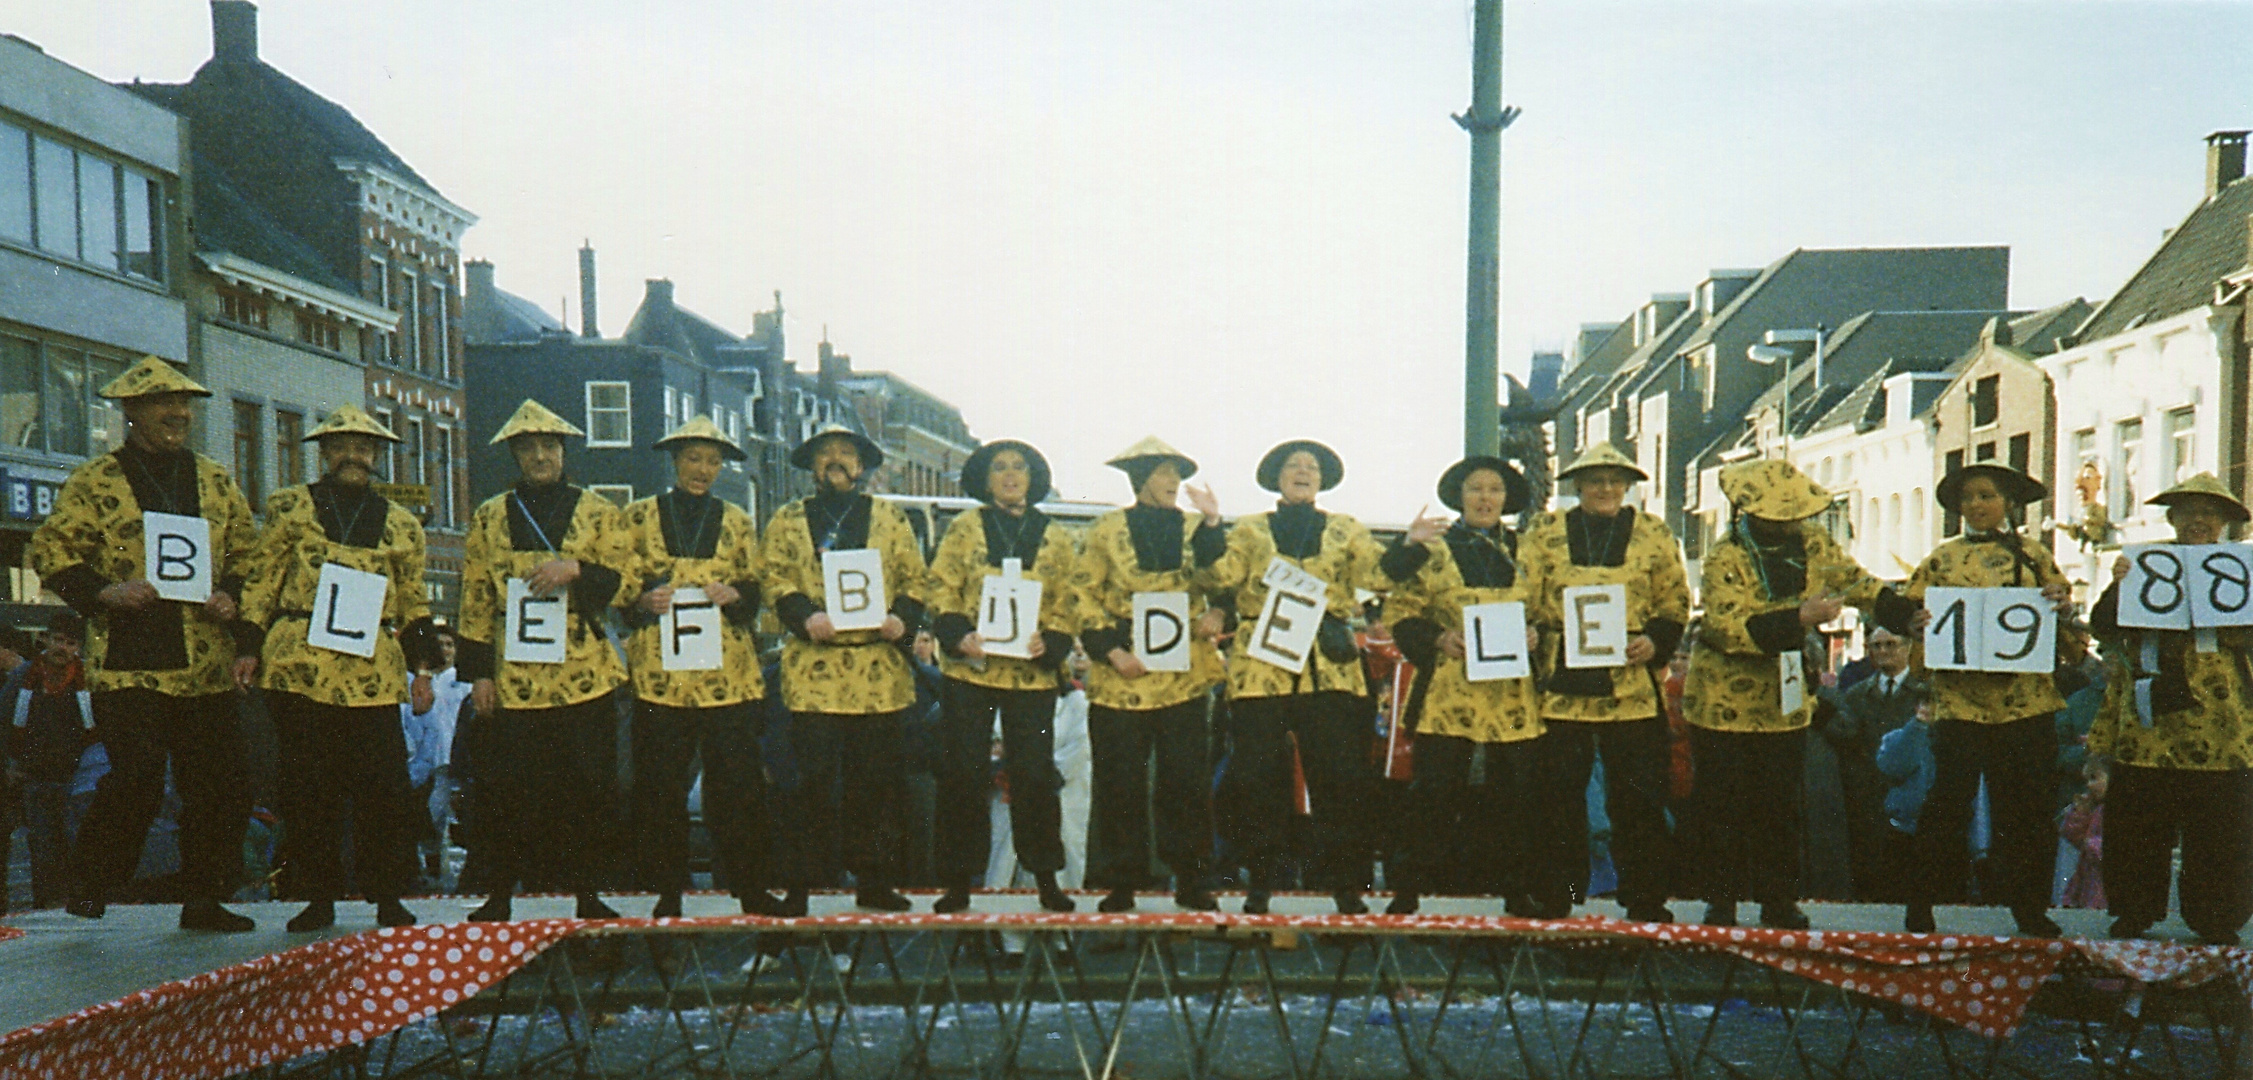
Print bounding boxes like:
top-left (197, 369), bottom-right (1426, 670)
top-left (30, 356), bottom-right (2248, 941)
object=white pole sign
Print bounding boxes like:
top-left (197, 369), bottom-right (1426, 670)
top-left (821, 548), bottom-right (889, 631)
top-left (977, 570), bottom-right (1043, 660)
top-left (142, 512), bottom-right (212, 603)
top-left (1247, 557), bottom-right (1327, 673)
top-left (504, 578), bottom-right (568, 664)
top-left (1132, 591), bottom-right (1193, 672)
top-left (1460, 601), bottom-right (1531, 682)
top-left (1561, 584), bottom-right (1629, 669)
top-left (1778, 650), bottom-right (1806, 714)
top-left (306, 562), bottom-right (388, 658)
top-left (1923, 586), bottom-right (2056, 673)
top-left (661, 586), bottom-right (724, 671)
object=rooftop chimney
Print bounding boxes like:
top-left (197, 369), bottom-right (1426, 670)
top-left (211, 1), bottom-right (257, 63)
top-left (578, 243), bottom-right (599, 338)
top-left (2208, 130), bottom-right (2248, 199)
top-left (645, 278), bottom-right (674, 313)
top-left (462, 260), bottom-right (498, 345)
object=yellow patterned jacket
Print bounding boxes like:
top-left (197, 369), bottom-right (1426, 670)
top-left (1519, 508), bottom-right (1689, 723)
top-left (761, 494), bottom-right (928, 715)
top-left (618, 492), bottom-right (765, 708)
top-left (1380, 533), bottom-right (1544, 745)
top-left (1685, 522), bottom-right (1888, 733)
top-left (1203, 507), bottom-right (1388, 700)
top-left (241, 484), bottom-right (428, 707)
top-left (1071, 507), bottom-right (1226, 712)
top-left (458, 485), bottom-right (633, 711)
top-left (1904, 533), bottom-right (2069, 723)
top-left (29, 449), bottom-right (258, 696)
top-left (2087, 582), bottom-right (2253, 770)
top-left (927, 506), bottom-right (1080, 692)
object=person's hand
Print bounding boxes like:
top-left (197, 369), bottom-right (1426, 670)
top-left (1109, 648), bottom-right (1147, 679)
top-left (1625, 634), bottom-right (1656, 665)
top-left (1195, 608), bottom-right (1227, 641)
top-left (702, 581), bottom-right (741, 608)
top-left (1024, 633), bottom-right (1046, 660)
top-left (1185, 483), bottom-right (1222, 526)
top-left (203, 589), bottom-right (237, 623)
top-left (471, 678), bottom-right (497, 717)
top-left (880, 614), bottom-right (907, 642)
top-left (1437, 628), bottom-right (1467, 660)
top-left (2042, 581), bottom-right (2073, 612)
top-left (100, 579), bottom-right (159, 612)
top-left (526, 559), bottom-right (581, 598)
top-left (958, 632), bottom-right (987, 660)
top-left (411, 672), bottom-right (435, 715)
top-left (804, 612), bottom-right (838, 642)
top-left (1799, 595), bottom-right (1843, 627)
top-left (2112, 555), bottom-right (2132, 583)
top-left (1406, 505), bottom-right (1449, 545)
top-left (1908, 606), bottom-right (1932, 633)
top-left (1526, 626), bottom-right (1541, 655)
top-left (638, 585), bottom-right (674, 616)
top-left (231, 655), bottom-right (258, 691)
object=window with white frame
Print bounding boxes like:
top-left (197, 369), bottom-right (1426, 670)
top-left (403, 417), bottom-right (425, 485)
top-left (0, 124), bottom-right (164, 282)
top-left (2166, 407), bottom-right (2196, 485)
top-left (433, 421), bottom-right (455, 528)
top-left (2115, 418), bottom-right (2144, 519)
top-left (371, 406), bottom-right (397, 480)
top-left (585, 381), bottom-right (631, 447)
top-left (399, 268), bottom-right (420, 368)
top-left (682, 392), bottom-right (696, 425)
top-left (663, 386), bottom-right (676, 433)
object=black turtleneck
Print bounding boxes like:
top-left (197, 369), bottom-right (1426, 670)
top-left (640, 488), bottom-right (760, 628)
top-left (1271, 502), bottom-right (1326, 558)
top-left (1565, 506), bottom-right (1634, 568)
top-left (1121, 503), bottom-right (1228, 572)
top-left (803, 488), bottom-right (872, 552)
top-left (310, 478), bottom-right (388, 548)
top-left (500, 477), bottom-right (621, 617)
top-left (116, 439), bottom-right (201, 517)
top-left (980, 504), bottom-right (1050, 568)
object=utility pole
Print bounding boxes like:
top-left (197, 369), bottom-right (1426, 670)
top-left (1458, 0), bottom-right (1519, 457)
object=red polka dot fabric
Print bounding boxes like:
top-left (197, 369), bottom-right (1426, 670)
top-left (0, 927), bottom-right (21, 945)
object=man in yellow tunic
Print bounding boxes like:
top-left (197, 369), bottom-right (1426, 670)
top-left (761, 423), bottom-right (927, 913)
top-left (926, 440), bottom-right (1082, 913)
top-left (457, 400), bottom-right (635, 922)
top-left (236, 406), bottom-right (434, 932)
top-left (30, 356), bottom-right (261, 931)
top-left (618, 418), bottom-right (787, 917)
top-left (1073, 437), bottom-right (1227, 914)
top-left (1684, 458), bottom-right (1916, 930)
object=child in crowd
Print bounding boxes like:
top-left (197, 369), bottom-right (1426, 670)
top-left (2057, 759), bottom-right (2107, 909)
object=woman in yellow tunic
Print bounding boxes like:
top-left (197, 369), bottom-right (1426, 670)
top-left (1202, 439), bottom-right (1389, 914)
top-left (457, 400), bottom-right (636, 922)
top-left (2087, 473), bottom-right (2253, 945)
top-left (1519, 442), bottom-right (1689, 922)
top-left (925, 440), bottom-right (1082, 913)
top-left (1072, 437), bottom-right (1228, 914)
top-left (1902, 463), bottom-right (2073, 937)
top-left (1685, 458), bottom-right (1915, 930)
top-left (1378, 456), bottom-right (1547, 915)
top-left (618, 418), bottom-right (786, 918)
top-left (238, 406), bottom-right (433, 933)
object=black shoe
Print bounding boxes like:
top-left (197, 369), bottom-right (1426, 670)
top-left (180, 899), bottom-right (256, 933)
top-left (780, 889), bottom-right (809, 917)
top-left (66, 897), bottom-right (106, 920)
top-left (1622, 903), bottom-right (1674, 925)
top-left (933, 887), bottom-right (973, 914)
top-left (2109, 917), bottom-right (2155, 940)
top-left (1173, 885), bottom-right (1218, 912)
top-left (375, 898), bottom-right (416, 928)
top-left (1504, 895), bottom-right (1538, 918)
top-left (1527, 888), bottom-right (1574, 920)
top-left (1703, 900), bottom-right (1739, 928)
top-left (857, 887), bottom-right (913, 912)
top-left (1098, 888), bottom-right (1137, 913)
top-left (1385, 892), bottom-right (1420, 916)
top-left (1904, 902), bottom-right (1935, 934)
top-left (576, 893), bottom-right (621, 920)
top-left (2012, 907), bottom-right (2062, 939)
top-left (740, 891), bottom-right (791, 917)
top-left (652, 892), bottom-right (683, 919)
top-left (286, 899), bottom-right (336, 933)
top-left (1334, 890), bottom-right (1368, 915)
top-left (1037, 881), bottom-right (1077, 913)
top-left (468, 894), bottom-right (514, 923)
top-left (1242, 890), bottom-right (1271, 915)
top-left (1759, 902), bottom-right (1810, 931)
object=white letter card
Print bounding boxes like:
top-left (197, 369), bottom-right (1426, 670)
top-left (1778, 651), bottom-right (1806, 714)
top-left (977, 573), bottom-right (1043, 660)
top-left (142, 511), bottom-right (212, 603)
top-left (1132, 591), bottom-right (1193, 672)
top-left (306, 562), bottom-right (387, 658)
top-left (504, 578), bottom-right (568, 665)
top-left (1922, 587), bottom-right (2056, 673)
top-left (1561, 584), bottom-right (1629, 669)
top-left (821, 548), bottom-right (889, 631)
top-left (1461, 601), bottom-right (1531, 682)
top-left (1247, 563), bottom-right (1327, 674)
top-left (661, 586), bottom-right (724, 672)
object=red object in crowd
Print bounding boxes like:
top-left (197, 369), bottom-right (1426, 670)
top-left (1665, 664), bottom-right (1694, 802)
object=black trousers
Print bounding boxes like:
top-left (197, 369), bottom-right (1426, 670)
top-left (1542, 717), bottom-right (1673, 910)
top-left (2105, 765), bottom-right (2253, 939)
top-left (935, 680), bottom-right (1063, 886)
top-left (483, 695), bottom-right (620, 895)
top-left (1401, 732), bottom-right (1550, 896)
top-left (72, 689), bottom-right (247, 903)
top-left (1089, 698), bottom-right (1213, 890)
top-left (630, 700), bottom-right (771, 896)
top-left (790, 710), bottom-right (905, 890)
top-left (270, 690), bottom-right (418, 901)
top-left (1911, 715), bottom-right (2055, 912)
top-left (1227, 692), bottom-right (1377, 892)
top-left (1690, 726), bottom-right (1806, 906)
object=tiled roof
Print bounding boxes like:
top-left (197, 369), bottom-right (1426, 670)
top-left (187, 153), bottom-right (355, 294)
top-left (621, 294), bottom-right (744, 364)
top-left (1741, 309), bottom-right (2011, 436)
top-left (2073, 176), bottom-right (2253, 343)
top-left (1675, 246), bottom-right (2011, 357)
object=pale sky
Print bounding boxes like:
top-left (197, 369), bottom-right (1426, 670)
top-left (13, 1), bottom-right (2252, 521)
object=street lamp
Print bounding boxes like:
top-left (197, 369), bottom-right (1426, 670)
top-left (1746, 343), bottom-right (1795, 459)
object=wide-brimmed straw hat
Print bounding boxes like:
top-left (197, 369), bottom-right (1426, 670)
top-left (1105, 435), bottom-right (1198, 482)
top-left (304, 405), bottom-right (401, 443)
top-left (1256, 439), bottom-right (1343, 493)
top-left (1719, 458), bottom-right (1832, 521)
top-left (790, 423), bottom-right (885, 470)
top-left (1936, 462), bottom-right (2046, 512)
top-left (100, 355), bottom-right (210, 400)
top-left (653, 415), bottom-right (747, 461)
top-left (1437, 455), bottom-right (1530, 514)
top-left (2149, 472), bottom-right (2251, 523)
top-left (488, 399), bottom-right (585, 445)
top-left (959, 439), bottom-right (1053, 505)
top-left (1558, 441), bottom-right (1647, 483)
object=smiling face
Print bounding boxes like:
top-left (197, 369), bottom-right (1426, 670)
top-left (122, 392), bottom-right (197, 454)
top-left (672, 442), bottom-right (724, 497)
top-left (2167, 495), bottom-right (2233, 545)
top-left (1135, 461), bottom-right (1182, 509)
top-left (319, 433), bottom-right (383, 488)
top-left (509, 434), bottom-right (565, 486)
top-left (986, 448), bottom-right (1032, 509)
top-left (1276, 449), bottom-right (1323, 505)
top-left (1574, 467), bottom-right (1630, 516)
top-left (1458, 467), bottom-right (1511, 529)
top-left (1958, 474), bottom-right (2011, 533)
top-left (809, 435), bottom-right (864, 494)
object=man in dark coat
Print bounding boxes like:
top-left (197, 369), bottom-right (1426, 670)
top-left (1824, 627), bottom-right (1926, 900)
